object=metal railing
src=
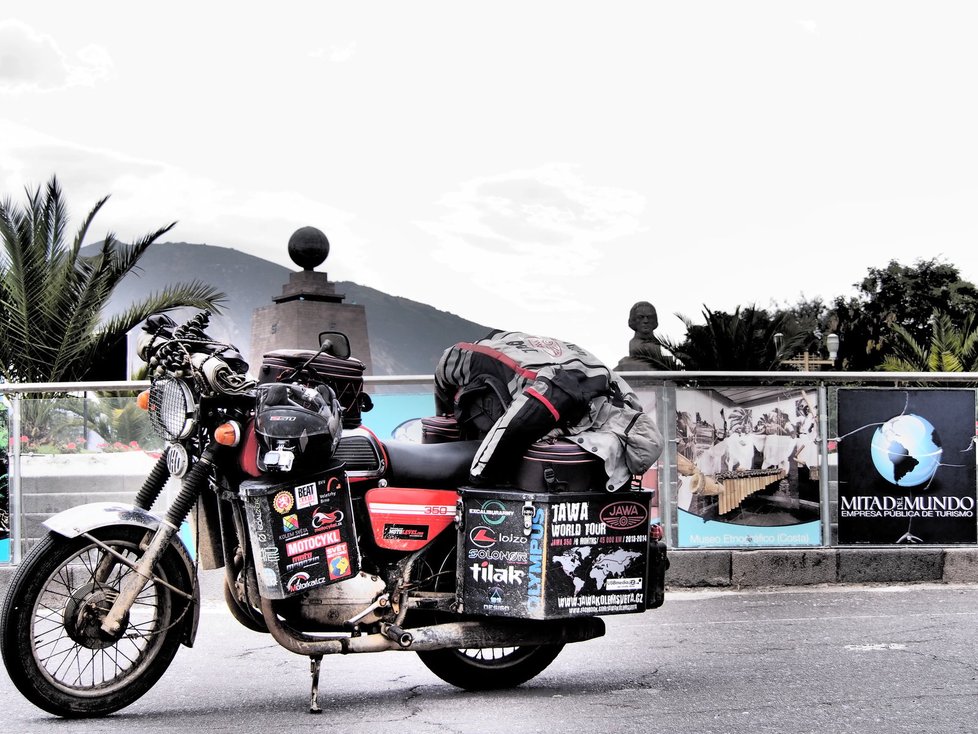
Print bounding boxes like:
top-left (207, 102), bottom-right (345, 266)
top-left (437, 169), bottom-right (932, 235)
top-left (3, 369), bottom-right (977, 564)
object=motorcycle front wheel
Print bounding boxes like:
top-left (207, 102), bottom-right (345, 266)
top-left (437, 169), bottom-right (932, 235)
top-left (411, 538), bottom-right (564, 691)
top-left (1, 526), bottom-right (193, 718)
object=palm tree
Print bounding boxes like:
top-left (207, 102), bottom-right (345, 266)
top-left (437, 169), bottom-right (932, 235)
top-left (728, 407), bottom-right (755, 435)
top-left (754, 408), bottom-right (791, 436)
top-left (881, 311), bottom-right (978, 373)
top-left (658, 305), bottom-right (806, 371)
top-left (0, 176), bottom-right (225, 383)
top-left (87, 397), bottom-right (159, 450)
top-left (629, 340), bottom-right (683, 370)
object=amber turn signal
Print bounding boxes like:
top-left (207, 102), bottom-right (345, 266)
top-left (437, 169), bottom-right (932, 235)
top-left (136, 390), bottom-right (150, 411)
top-left (214, 421), bottom-right (241, 447)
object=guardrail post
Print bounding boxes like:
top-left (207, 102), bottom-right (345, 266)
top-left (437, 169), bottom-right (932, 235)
top-left (817, 382), bottom-right (831, 546)
top-left (660, 382), bottom-right (677, 548)
top-left (9, 394), bottom-right (21, 564)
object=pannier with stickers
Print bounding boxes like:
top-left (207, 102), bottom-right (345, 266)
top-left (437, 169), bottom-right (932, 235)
top-left (241, 465), bottom-right (360, 599)
top-left (458, 487), bottom-right (666, 620)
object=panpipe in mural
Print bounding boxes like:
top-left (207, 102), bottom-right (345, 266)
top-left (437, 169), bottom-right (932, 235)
top-left (711, 469), bottom-right (787, 515)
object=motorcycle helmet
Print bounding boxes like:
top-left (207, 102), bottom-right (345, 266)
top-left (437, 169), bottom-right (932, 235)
top-left (254, 382), bottom-right (342, 473)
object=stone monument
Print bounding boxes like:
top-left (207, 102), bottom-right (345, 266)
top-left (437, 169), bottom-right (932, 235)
top-left (250, 226), bottom-right (373, 373)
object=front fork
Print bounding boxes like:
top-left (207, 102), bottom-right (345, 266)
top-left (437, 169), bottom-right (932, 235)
top-left (91, 451), bottom-right (175, 585)
top-left (100, 442), bottom-right (222, 636)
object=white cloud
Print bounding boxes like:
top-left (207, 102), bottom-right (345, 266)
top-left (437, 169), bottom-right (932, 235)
top-left (796, 19), bottom-right (818, 35)
top-left (410, 163), bottom-right (647, 324)
top-left (419, 163), bottom-right (644, 256)
top-left (69, 43), bottom-right (112, 86)
top-left (0, 20), bottom-right (112, 93)
top-left (0, 120), bottom-right (363, 273)
top-left (330, 42), bottom-right (357, 63)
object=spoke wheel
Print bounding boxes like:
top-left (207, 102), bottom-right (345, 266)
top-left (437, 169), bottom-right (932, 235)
top-left (416, 643), bottom-right (564, 691)
top-left (410, 538), bottom-right (564, 691)
top-left (1, 527), bottom-right (192, 718)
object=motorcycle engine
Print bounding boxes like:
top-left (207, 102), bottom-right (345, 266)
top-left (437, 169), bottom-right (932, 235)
top-left (276, 572), bottom-right (388, 629)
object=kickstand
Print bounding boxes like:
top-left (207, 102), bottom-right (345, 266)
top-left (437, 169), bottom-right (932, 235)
top-left (309, 655), bottom-right (323, 714)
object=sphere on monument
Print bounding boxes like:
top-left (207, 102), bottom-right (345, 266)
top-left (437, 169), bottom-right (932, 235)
top-left (288, 226), bottom-right (330, 270)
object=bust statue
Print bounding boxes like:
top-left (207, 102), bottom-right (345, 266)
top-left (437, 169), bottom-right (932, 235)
top-left (616, 301), bottom-right (663, 371)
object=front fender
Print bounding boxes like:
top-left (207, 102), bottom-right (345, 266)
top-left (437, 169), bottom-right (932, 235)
top-left (44, 501), bottom-right (167, 539)
top-left (43, 501), bottom-right (201, 647)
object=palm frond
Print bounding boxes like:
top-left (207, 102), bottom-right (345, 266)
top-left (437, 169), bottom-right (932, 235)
top-left (658, 305), bottom-right (799, 371)
top-left (0, 175), bottom-right (224, 383)
top-left (70, 193), bottom-right (111, 261)
top-left (99, 282), bottom-right (227, 336)
top-left (103, 223), bottom-right (177, 283)
top-left (882, 310), bottom-right (978, 374)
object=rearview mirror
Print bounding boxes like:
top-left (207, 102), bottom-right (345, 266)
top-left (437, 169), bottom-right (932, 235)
top-left (318, 331), bottom-right (351, 360)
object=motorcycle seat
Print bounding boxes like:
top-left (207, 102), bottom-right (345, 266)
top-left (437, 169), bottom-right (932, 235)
top-left (383, 439), bottom-right (481, 488)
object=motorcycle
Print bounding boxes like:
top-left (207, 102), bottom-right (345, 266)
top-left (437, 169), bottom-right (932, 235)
top-left (0, 311), bottom-right (668, 718)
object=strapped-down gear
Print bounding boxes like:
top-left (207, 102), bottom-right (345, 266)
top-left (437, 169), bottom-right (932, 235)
top-left (434, 330), bottom-right (663, 491)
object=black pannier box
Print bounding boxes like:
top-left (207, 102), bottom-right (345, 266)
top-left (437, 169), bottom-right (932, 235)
top-left (259, 349), bottom-right (367, 428)
top-left (457, 488), bottom-right (652, 620)
top-left (421, 415), bottom-right (462, 443)
top-left (241, 463), bottom-right (360, 599)
top-left (515, 438), bottom-right (607, 492)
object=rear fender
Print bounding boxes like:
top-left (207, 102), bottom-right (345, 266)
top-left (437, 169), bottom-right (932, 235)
top-left (43, 501), bottom-right (201, 647)
top-left (646, 540), bottom-right (669, 610)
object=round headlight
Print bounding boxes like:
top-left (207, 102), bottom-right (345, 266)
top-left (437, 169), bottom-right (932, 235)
top-left (148, 377), bottom-right (197, 440)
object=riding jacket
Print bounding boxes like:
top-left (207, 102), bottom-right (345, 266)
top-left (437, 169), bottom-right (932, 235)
top-left (433, 330), bottom-right (663, 491)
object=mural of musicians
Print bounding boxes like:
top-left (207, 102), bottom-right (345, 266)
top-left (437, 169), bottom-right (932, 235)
top-left (674, 386), bottom-right (822, 548)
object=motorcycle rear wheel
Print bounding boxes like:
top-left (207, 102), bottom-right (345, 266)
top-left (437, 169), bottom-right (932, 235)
top-left (1, 527), bottom-right (192, 718)
top-left (411, 539), bottom-right (565, 691)
top-left (416, 643), bottom-right (564, 691)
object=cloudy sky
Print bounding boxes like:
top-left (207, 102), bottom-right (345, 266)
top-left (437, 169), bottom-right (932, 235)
top-left (2, 3), bottom-right (977, 367)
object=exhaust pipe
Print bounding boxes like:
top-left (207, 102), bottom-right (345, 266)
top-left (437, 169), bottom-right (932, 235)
top-left (260, 597), bottom-right (605, 657)
top-left (382, 623), bottom-right (414, 648)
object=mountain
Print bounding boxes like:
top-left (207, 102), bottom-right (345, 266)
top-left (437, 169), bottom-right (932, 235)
top-left (92, 242), bottom-right (491, 375)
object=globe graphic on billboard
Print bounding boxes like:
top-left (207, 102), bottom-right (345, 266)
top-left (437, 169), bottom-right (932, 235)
top-left (870, 413), bottom-right (943, 487)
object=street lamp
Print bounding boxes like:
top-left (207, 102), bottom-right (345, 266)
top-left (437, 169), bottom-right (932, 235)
top-left (826, 333), bottom-right (840, 361)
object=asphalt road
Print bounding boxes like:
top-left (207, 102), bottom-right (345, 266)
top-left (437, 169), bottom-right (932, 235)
top-left (2, 574), bottom-right (977, 734)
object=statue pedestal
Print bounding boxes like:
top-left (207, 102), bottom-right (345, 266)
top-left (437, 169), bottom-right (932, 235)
top-left (615, 356), bottom-right (654, 372)
top-left (249, 228), bottom-right (373, 373)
